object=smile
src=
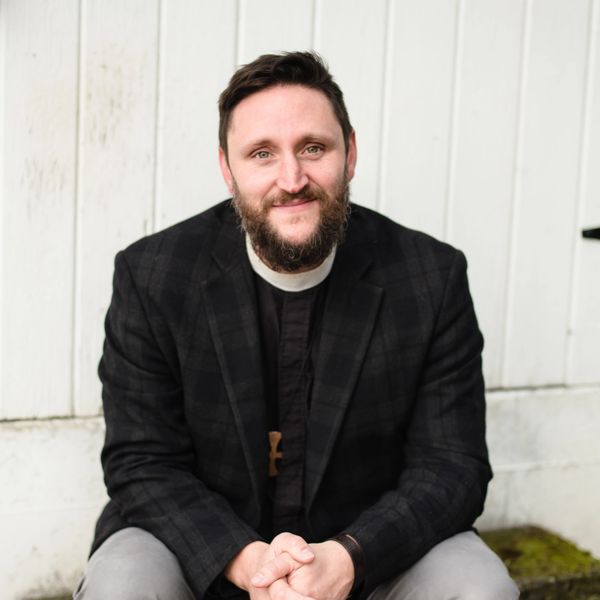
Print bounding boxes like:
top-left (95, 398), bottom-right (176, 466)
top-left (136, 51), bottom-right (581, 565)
top-left (271, 198), bottom-right (317, 209)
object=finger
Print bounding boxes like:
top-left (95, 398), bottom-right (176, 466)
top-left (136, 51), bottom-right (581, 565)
top-left (248, 584), bottom-right (272, 600)
top-left (271, 532), bottom-right (314, 563)
top-left (267, 576), bottom-right (317, 600)
top-left (251, 553), bottom-right (297, 587)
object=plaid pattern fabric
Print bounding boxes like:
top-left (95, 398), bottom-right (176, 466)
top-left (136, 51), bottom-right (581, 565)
top-left (93, 201), bottom-right (491, 599)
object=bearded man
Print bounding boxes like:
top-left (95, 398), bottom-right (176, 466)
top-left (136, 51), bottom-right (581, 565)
top-left (75, 52), bottom-right (519, 600)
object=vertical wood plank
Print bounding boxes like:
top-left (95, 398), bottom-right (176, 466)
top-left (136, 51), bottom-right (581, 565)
top-left (1, 0), bottom-right (79, 418)
top-left (568, 0), bottom-right (600, 385)
top-left (156, 0), bottom-right (237, 229)
top-left (0, 0), bottom-right (6, 417)
top-left (503, 0), bottom-right (590, 387)
top-left (448, 0), bottom-right (524, 387)
top-left (315, 0), bottom-right (388, 211)
top-left (379, 0), bottom-right (458, 236)
top-left (74, 0), bottom-right (159, 415)
top-left (238, 0), bottom-right (313, 64)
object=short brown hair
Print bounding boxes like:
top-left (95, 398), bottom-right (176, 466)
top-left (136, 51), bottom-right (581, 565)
top-left (218, 51), bottom-right (353, 155)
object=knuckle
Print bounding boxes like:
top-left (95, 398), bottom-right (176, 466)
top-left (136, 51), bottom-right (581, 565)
top-left (281, 554), bottom-right (297, 573)
top-left (272, 532), bottom-right (305, 555)
top-left (284, 533), bottom-right (307, 553)
top-left (270, 558), bottom-right (285, 575)
top-left (267, 555), bottom-right (290, 577)
top-left (263, 565), bottom-right (275, 576)
top-left (273, 532), bottom-right (289, 544)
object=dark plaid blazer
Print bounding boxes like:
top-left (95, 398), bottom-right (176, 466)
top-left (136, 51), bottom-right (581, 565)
top-left (92, 200), bottom-right (491, 599)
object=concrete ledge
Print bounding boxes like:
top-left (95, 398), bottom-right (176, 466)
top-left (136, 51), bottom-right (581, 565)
top-left (477, 387), bottom-right (600, 560)
top-left (0, 417), bottom-right (107, 599)
top-left (482, 526), bottom-right (600, 599)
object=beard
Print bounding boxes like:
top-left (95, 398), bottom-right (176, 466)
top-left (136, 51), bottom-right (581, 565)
top-left (232, 176), bottom-right (350, 273)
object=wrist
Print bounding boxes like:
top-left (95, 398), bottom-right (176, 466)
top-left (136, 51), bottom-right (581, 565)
top-left (329, 533), bottom-right (365, 597)
top-left (224, 540), bottom-right (269, 591)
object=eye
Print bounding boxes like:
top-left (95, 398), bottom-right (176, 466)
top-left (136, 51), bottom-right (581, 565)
top-left (253, 150), bottom-right (271, 160)
top-left (305, 145), bottom-right (322, 155)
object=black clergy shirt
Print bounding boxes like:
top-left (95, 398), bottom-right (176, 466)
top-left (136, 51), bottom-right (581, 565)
top-left (254, 273), bottom-right (329, 540)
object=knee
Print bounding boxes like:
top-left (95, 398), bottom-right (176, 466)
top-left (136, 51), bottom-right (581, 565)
top-left (75, 572), bottom-right (154, 600)
top-left (74, 528), bottom-right (193, 600)
top-left (455, 575), bottom-right (520, 600)
top-left (75, 568), bottom-right (191, 600)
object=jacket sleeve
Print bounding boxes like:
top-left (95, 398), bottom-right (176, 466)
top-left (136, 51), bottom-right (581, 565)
top-left (98, 250), bottom-right (261, 598)
top-left (343, 249), bottom-right (492, 595)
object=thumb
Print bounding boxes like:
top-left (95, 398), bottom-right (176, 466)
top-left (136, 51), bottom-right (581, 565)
top-left (250, 553), bottom-right (297, 588)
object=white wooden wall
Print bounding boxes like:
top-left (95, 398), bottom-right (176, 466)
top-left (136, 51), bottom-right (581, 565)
top-left (1, 1), bottom-right (599, 597)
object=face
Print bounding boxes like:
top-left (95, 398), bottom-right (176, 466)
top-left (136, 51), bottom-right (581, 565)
top-left (219, 84), bottom-right (357, 272)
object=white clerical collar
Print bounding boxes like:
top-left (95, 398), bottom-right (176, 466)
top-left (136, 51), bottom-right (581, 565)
top-left (245, 235), bottom-right (336, 292)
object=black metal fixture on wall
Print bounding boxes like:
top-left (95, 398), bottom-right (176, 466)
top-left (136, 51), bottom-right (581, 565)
top-left (582, 227), bottom-right (600, 240)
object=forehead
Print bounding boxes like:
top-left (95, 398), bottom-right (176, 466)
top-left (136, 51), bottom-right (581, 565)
top-left (227, 84), bottom-right (342, 147)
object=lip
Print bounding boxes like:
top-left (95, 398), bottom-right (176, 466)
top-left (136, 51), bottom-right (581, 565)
top-left (271, 199), bottom-right (317, 211)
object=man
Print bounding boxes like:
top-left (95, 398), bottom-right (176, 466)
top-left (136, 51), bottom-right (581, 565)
top-left (76, 52), bottom-right (518, 599)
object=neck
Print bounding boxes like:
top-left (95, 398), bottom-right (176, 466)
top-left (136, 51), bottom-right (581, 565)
top-left (245, 236), bottom-right (336, 292)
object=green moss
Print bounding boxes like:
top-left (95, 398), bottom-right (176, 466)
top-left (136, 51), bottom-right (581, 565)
top-left (482, 526), bottom-right (600, 581)
top-left (482, 526), bottom-right (600, 598)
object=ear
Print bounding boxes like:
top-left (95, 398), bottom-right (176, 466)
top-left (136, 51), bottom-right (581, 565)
top-left (218, 147), bottom-right (235, 194)
top-left (345, 130), bottom-right (357, 181)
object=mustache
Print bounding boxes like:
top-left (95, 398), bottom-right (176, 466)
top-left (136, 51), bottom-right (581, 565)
top-left (264, 186), bottom-right (328, 209)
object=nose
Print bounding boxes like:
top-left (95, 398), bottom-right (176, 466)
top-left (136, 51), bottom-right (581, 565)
top-left (276, 154), bottom-right (309, 193)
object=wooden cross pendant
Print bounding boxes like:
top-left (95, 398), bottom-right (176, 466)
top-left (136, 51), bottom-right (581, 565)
top-left (268, 431), bottom-right (283, 477)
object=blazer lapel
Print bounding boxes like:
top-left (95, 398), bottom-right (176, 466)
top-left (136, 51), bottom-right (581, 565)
top-left (201, 220), bottom-right (267, 517)
top-left (305, 232), bottom-right (383, 510)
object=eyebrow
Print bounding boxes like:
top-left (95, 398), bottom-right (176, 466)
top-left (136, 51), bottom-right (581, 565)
top-left (242, 139), bottom-right (273, 152)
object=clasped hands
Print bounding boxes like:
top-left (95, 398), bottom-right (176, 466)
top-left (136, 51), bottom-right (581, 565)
top-left (225, 532), bottom-right (355, 600)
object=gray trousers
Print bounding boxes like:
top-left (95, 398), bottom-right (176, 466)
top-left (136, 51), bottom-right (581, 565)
top-left (74, 527), bottom-right (519, 600)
